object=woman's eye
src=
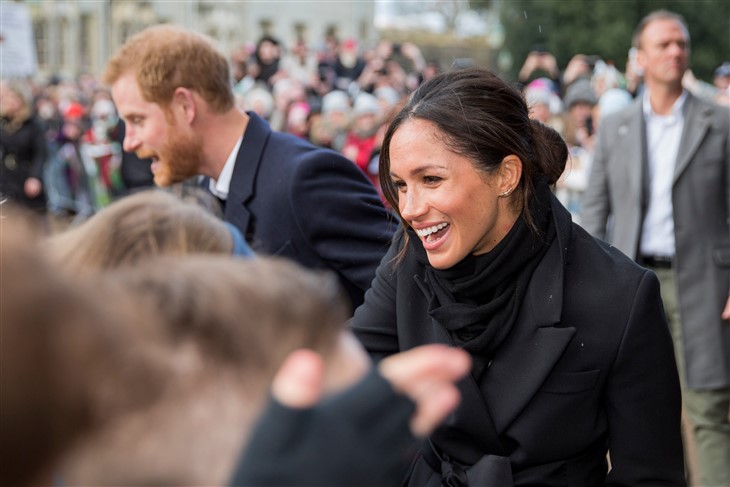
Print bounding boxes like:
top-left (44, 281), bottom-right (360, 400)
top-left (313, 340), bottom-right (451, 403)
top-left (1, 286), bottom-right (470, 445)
top-left (423, 175), bottom-right (442, 184)
top-left (393, 180), bottom-right (407, 191)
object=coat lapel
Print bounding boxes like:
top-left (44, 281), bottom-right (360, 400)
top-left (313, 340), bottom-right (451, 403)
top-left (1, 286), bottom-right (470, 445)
top-left (674, 94), bottom-right (712, 184)
top-left (481, 198), bottom-right (576, 432)
top-left (224, 113), bottom-right (270, 238)
top-left (620, 101), bottom-right (646, 206)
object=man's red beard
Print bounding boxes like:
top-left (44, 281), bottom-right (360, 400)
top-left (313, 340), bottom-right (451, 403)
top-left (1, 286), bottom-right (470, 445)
top-left (143, 128), bottom-right (204, 187)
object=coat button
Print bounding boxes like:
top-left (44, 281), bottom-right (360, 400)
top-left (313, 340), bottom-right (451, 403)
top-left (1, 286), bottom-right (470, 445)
top-left (4, 154), bottom-right (17, 170)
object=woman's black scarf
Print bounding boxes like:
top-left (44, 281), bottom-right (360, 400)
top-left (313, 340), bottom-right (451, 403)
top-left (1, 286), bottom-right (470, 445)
top-left (412, 178), bottom-right (556, 380)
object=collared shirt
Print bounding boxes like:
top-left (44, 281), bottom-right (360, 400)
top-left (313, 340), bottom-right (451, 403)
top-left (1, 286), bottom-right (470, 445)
top-left (639, 90), bottom-right (687, 258)
top-left (209, 136), bottom-right (243, 201)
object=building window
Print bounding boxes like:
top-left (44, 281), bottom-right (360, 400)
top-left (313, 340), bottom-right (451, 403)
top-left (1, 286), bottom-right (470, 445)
top-left (259, 19), bottom-right (273, 38)
top-left (80, 13), bottom-right (92, 73)
top-left (33, 20), bottom-right (47, 67)
top-left (294, 22), bottom-right (307, 43)
top-left (60, 18), bottom-right (70, 68)
top-left (325, 24), bottom-right (339, 43)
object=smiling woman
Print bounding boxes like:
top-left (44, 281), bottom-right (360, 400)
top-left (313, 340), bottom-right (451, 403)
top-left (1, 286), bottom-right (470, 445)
top-left (350, 67), bottom-right (686, 486)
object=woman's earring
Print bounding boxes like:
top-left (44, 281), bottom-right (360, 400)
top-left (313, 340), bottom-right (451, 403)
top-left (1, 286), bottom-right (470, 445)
top-left (499, 187), bottom-right (514, 197)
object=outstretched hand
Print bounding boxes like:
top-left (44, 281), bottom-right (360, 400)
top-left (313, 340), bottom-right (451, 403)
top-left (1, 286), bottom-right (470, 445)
top-left (271, 344), bottom-right (471, 438)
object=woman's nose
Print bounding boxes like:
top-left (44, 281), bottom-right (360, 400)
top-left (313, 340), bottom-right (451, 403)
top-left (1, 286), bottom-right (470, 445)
top-left (399, 190), bottom-right (426, 221)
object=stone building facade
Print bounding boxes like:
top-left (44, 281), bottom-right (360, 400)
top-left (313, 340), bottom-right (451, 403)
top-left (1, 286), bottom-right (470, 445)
top-left (23, 0), bottom-right (375, 80)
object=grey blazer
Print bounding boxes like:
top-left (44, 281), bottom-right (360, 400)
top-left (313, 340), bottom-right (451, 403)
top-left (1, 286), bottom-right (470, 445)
top-left (581, 93), bottom-right (730, 389)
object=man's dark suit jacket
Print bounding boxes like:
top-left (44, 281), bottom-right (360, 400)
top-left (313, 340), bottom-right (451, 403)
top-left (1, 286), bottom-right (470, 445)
top-left (223, 112), bottom-right (395, 311)
top-left (352, 195), bottom-right (685, 486)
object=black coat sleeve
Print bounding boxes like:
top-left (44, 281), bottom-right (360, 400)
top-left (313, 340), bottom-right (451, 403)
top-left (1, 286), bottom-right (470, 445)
top-left (229, 370), bottom-right (417, 487)
top-left (604, 270), bottom-right (686, 486)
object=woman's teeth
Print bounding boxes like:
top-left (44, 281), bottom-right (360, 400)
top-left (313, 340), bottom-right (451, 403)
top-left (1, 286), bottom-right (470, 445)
top-left (415, 223), bottom-right (449, 241)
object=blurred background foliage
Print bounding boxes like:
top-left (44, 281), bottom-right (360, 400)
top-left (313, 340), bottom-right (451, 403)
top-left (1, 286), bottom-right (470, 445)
top-left (489, 0), bottom-right (729, 82)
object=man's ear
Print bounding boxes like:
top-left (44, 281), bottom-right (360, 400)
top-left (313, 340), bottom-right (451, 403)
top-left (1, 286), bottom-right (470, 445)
top-left (172, 87), bottom-right (197, 124)
top-left (499, 155), bottom-right (523, 195)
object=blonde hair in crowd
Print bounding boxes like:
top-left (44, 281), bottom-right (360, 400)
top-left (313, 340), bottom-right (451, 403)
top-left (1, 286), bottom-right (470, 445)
top-left (45, 190), bottom-right (233, 271)
top-left (102, 24), bottom-right (235, 113)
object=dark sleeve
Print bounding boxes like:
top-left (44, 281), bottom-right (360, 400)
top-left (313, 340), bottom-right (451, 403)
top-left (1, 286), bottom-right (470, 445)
top-left (288, 149), bottom-right (396, 299)
top-left (604, 270), bottom-right (686, 486)
top-left (229, 370), bottom-right (417, 487)
top-left (29, 118), bottom-right (48, 180)
top-left (350, 231), bottom-right (404, 361)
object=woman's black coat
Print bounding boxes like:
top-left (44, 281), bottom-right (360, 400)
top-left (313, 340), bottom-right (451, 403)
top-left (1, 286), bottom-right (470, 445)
top-left (351, 195), bottom-right (685, 486)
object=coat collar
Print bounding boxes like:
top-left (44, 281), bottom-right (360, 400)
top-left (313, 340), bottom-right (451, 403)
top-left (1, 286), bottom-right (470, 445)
top-left (224, 112), bottom-right (270, 237)
top-left (480, 195), bottom-right (576, 432)
top-left (674, 93), bottom-right (713, 183)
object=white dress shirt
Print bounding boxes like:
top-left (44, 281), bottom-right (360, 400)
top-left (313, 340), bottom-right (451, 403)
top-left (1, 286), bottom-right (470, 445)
top-left (639, 90), bottom-right (687, 258)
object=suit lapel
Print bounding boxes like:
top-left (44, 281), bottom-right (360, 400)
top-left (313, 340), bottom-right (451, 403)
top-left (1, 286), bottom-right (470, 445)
top-left (674, 94), bottom-right (711, 184)
top-left (481, 199), bottom-right (576, 432)
top-left (225, 113), bottom-right (270, 237)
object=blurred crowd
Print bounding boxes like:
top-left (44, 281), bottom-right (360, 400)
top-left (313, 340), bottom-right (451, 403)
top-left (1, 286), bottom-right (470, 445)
top-left (2, 32), bottom-right (728, 227)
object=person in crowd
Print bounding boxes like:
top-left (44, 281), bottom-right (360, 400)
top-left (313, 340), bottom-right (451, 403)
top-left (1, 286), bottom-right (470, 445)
top-left (59, 254), bottom-right (367, 485)
top-left (45, 105), bottom-right (96, 220)
top-left (562, 78), bottom-right (598, 151)
top-left (81, 98), bottom-right (124, 203)
top-left (279, 38), bottom-right (319, 90)
top-left (351, 67), bottom-right (685, 485)
top-left (516, 46), bottom-right (561, 92)
top-left (0, 208), bottom-right (166, 487)
top-left (561, 53), bottom-right (597, 89)
top-left (342, 92), bottom-right (382, 184)
top-left (0, 79), bottom-right (49, 213)
top-left (374, 85), bottom-right (403, 119)
top-left (249, 35), bottom-right (284, 89)
top-left (284, 100), bottom-right (311, 139)
top-left (589, 59), bottom-right (623, 98)
top-left (582, 10), bottom-right (730, 487)
top-left (712, 61), bottom-right (730, 106)
top-left (58, 253), bottom-right (471, 486)
top-left (3, 202), bottom-right (470, 487)
top-left (242, 85), bottom-right (275, 120)
top-left (331, 37), bottom-right (367, 95)
top-left (522, 79), bottom-right (565, 133)
top-left (268, 77), bottom-right (308, 132)
top-left (315, 88), bottom-right (352, 151)
top-left (103, 25), bottom-right (394, 313)
top-left (45, 189), bottom-right (252, 271)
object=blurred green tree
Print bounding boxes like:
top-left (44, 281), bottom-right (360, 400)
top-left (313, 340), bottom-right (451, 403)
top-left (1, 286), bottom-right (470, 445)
top-left (495, 0), bottom-right (728, 84)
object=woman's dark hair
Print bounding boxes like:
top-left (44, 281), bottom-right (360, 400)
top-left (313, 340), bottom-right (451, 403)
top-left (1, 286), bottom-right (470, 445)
top-left (379, 67), bottom-right (567, 238)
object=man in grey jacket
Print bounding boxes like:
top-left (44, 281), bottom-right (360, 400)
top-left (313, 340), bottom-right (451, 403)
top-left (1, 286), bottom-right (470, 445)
top-left (582, 10), bottom-right (730, 486)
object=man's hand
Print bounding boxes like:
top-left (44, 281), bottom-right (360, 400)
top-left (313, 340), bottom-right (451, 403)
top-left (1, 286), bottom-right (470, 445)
top-left (722, 295), bottom-right (730, 321)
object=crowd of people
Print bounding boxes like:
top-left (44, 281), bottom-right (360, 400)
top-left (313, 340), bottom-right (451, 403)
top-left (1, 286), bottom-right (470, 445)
top-left (2, 23), bottom-right (728, 225)
top-left (2, 8), bottom-right (729, 487)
